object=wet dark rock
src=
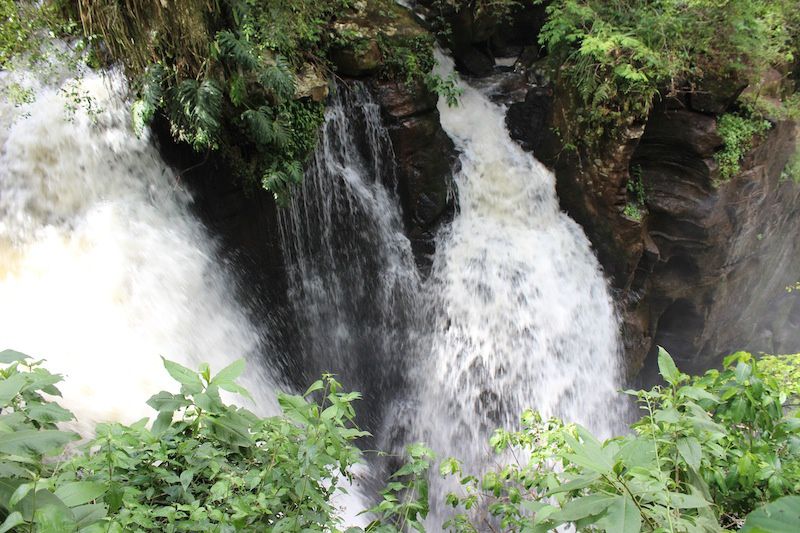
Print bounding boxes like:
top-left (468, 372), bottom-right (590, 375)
top-left (506, 62), bottom-right (800, 376)
top-left (370, 78), bottom-right (456, 272)
top-left (452, 44), bottom-right (494, 77)
top-left (330, 39), bottom-right (382, 77)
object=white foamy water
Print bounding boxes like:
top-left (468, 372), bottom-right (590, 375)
top-left (0, 67), bottom-right (279, 429)
top-left (279, 83), bottom-right (420, 431)
top-left (414, 53), bottom-right (623, 522)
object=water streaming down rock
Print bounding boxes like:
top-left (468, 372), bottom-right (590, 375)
top-left (412, 53), bottom-right (624, 518)
top-left (278, 82), bottom-right (421, 433)
top-left (0, 65), bottom-right (280, 430)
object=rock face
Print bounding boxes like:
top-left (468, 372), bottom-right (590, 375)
top-left (150, 117), bottom-right (289, 311)
top-left (370, 78), bottom-right (456, 270)
top-left (633, 109), bottom-right (800, 373)
top-left (508, 81), bottom-right (800, 375)
top-left (153, 0), bottom-right (455, 291)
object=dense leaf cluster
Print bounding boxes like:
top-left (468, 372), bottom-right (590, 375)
top-left (2, 348), bottom-right (800, 531)
top-left (535, 0), bottom-right (799, 149)
top-left (714, 113), bottom-right (772, 182)
top-left (0, 349), bottom-right (434, 532)
top-left (441, 350), bottom-right (800, 532)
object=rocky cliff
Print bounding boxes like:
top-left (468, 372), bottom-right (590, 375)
top-left (156, 0), bottom-right (800, 379)
top-left (507, 61), bottom-right (800, 376)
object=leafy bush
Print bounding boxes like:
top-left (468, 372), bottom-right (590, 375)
top-left (623, 165), bottom-right (646, 221)
top-left (758, 353), bottom-right (800, 400)
top-left (4, 346), bottom-right (799, 532)
top-left (0, 349), bottom-right (433, 532)
top-left (535, 0), bottom-right (799, 149)
top-left (441, 349), bottom-right (800, 531)
top-left (715, 113), bottom-right (772, 182)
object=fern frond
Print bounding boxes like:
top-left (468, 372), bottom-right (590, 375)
top-left (241, 107), bottom-right (275, 145)
top-left (285, 159), bottom-right (304, 184)
top-left (262, 169), bottom-right (291, 205)
top-left (228, 73), bottom-right (247, 106)
top-left (141, 64), bottom-right (165, 110)
top-left (176, 79), bottom-right (200, 116)
top-left (195, 79), bottom-right (223, 134)
top-left (216, 30), bottom-right (259, 70)
top-left (260, 56), bottom-right (295, 102)
top-left (225, 0), bottom-right (250, 27)
top-left (270, 117), bottom-right (290, 148)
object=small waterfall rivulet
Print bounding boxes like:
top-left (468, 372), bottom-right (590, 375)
top-left (0, 64), bottom-right (280, 429)
top-left (279, 83), bottom-right (421, 433)
top-left (409, 52), bottom-right (625, 524)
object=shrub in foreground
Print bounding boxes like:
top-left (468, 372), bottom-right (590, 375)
top-left (1, 348), bottom-right (799, 532)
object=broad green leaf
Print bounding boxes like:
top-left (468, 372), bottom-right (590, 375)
top-left (9, 482), bottom-right (32, 507)
top-left (10, 487), bottom-right (70, 522)
top-left (71, 503), bottom-right (107, 528)
top-left (595, 495), bottom-right (641, 533)
top-left (0, 374), bottom-right (26, 405)
top-left (0, 350), bottom-right (29, 364)
top-left (548, 473), bottom-right (601, 494)
top-left (151, 409), bottom-right (174, 436)
top-left (146, 391), bottom-right (188, 413)
top-left (25, 403), bottom-right (74, 425)
top-left (615, 438), bottom-right (656, 468)
top-left (669, 492), bottom-right (710, 509)
top-left (742, 495), bottom-right (800, 532)
top-left (304, 379), bottom-right (324, 397)
top-left (563, 426), bottom-right (614, 475)
top-left (209, 411), bottom-right (253, 447)
top-left (33, 502), bottom-right (77, 533)
top-left (677, 437), bottom-right (702, 471)
top-left (21, 369), bottom-right (62, 394)
top-left (735, 362), bottom-right (753, 383)
top-left (179, 470), bottom-right (193, 491)
top-left (658, 347), bottom-right (681, 385)
top-left (678, 386), bottom-right (719, 404)
top-left (552, 494), bottom-right (617, 521)
top-left (161, 358), bottom-right (202, 391)
top-left (210, 359), bottom-right (245, 387)
top-left (54, 482), bottom-right (106, 507)
top-left (0, 430), bottom-right (79, 457)
top-left (0, 511), bottom-right (23, 533)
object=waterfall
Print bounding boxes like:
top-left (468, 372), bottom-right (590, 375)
top-left (0, 65), bottom-right (279, 430)
top-left (411, 52), bottom-right (624, 522)
top-left (278, 82), bottom-right (421, 433)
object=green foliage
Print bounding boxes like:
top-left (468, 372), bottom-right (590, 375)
top-left (781, 139), bottom-right (800, 184)
top-left (535, 0), bottom-right (799, 149)
top-left (0, 349), bottom-right (436, 532)
top-left (624, 165), bottom-right (647, 221)
top-left (366, 444), bottom-right (433, 532)
top-left (757, 353), bottom-right (800, 400)
top-left (74, 0), bottom-right (360, 204)
top-left (4, 346), bottom-right (800, 531)
top-left (741, 495), bottom-right (800, 532)
top-left (715, 112), bottom-right (772, 182)
top-left (623, 203), bottom-right (642, 222)
top-left (0, 0), bottom-right (79, 69)
top-left (427, 0), bottom-right (523, 40)
top-left (441, 348), bottom-right (800, 531)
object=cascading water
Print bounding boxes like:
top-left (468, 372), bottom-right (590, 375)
top-left (278, 82), bottom-right (421, 433)
top-left (410, 52), bottom-right (624, 522)
top-left (0, 64), bottom-right (280, 430)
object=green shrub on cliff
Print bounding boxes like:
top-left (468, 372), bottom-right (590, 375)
top-left (715, 112), bottom-right (772, 182)
top-left (535, 0), bottom-right (799, 149)
top-left (442, 349), bottom-right (800, 531)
